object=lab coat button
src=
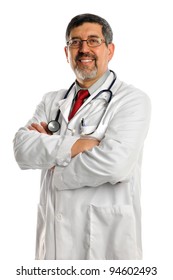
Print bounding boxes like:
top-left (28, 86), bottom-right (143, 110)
top-left (56, 213), bottom-right (62, 221)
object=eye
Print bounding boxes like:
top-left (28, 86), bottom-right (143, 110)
top-left (70, 39), bottom-right (80, 46)
top-left (88, 38), bottom-right (102, 47)
top-left (88, 38), bottom-right (99, 44)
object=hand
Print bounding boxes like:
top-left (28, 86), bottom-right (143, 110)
top-left (27, 122), bottom-right (52, 135)
top-left (71, 138), bottom-right (100, 158)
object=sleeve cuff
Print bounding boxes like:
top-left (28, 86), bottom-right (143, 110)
top-left (55, 135), bottom-right (80, 166)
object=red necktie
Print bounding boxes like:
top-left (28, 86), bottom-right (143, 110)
top-left (68, 90), bottom-right (89, 121)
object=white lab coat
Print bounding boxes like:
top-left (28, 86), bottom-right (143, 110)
top-left (13, 71), bottom-right (151, 260)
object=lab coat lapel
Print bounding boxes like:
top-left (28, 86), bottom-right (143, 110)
top-left (58, 87), bottom-right (76, 123)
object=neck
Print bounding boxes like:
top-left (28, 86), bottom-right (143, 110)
top-left (76, 77), bottom-right (99, 88)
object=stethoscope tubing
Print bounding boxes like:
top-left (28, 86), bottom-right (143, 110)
top-left (48, 70), bottom-right (116, 133)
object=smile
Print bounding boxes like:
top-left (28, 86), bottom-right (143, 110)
top-left (79, 59), bottom-right (94, 63)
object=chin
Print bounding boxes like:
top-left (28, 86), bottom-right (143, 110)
top-left (75, 67), bottom-right (97, 81)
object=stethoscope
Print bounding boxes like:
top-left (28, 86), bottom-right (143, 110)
top-left (47, 70), bottom-right (117, 133)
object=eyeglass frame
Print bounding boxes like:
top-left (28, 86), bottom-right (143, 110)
top-left (66, 37), bottom-right (106, 48)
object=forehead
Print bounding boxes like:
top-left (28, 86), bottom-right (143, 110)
top-left (69, 22), bottom-right (103, 39)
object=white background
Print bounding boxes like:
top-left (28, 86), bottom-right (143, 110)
top-left (0, 0), bottom-right (173, 279)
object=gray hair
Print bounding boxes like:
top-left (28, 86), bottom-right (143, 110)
top-left (65, 13), bottom-right (113, 46)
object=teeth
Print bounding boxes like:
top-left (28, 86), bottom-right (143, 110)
top-left (80, 59), bottom-right (92, 62)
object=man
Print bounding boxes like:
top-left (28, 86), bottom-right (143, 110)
top-left (13, 13), bottom-right (151, 260)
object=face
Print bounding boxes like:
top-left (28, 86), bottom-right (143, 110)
top-left (64, 22), bottom-right (115, 87)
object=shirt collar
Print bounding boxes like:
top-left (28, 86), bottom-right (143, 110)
top-left (75, 70), bottom-right (110, 95)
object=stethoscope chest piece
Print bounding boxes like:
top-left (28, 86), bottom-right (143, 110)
top-left (48, 120), bottom-right (61, 133)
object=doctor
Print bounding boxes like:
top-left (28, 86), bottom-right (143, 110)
top-left (13, 13), bottom-right (151, 260)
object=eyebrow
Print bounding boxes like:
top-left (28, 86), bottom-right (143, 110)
top-left (70, 35), bottom-right (100, 40)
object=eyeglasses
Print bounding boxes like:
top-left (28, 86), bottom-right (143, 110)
top-left (67, 37), bottom-right (106, 48)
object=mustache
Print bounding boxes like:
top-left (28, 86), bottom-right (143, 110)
top-left (75, 52), bottom-right (97, 61)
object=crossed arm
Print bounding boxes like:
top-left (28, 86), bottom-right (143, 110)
top-left (28, 122), bottom-right (100, 158)
top-left (15, 90), bottom-right (151, 189)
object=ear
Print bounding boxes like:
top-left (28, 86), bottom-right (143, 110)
top-left (64, 46), bottom-right (69, 63)
top-left (108, 43), bottom-right (115, 62)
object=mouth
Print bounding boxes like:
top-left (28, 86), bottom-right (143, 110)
top-left (76, 53), bottom-right (96, 66)
top-left (78, 58), bottom-right (94, 65)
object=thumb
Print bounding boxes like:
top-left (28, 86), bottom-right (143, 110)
top-left (40, 122), bottom-right (52, 135)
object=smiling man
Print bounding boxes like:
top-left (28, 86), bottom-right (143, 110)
top-left (13, 13), bottom-right (151, 260)
top-left (65, 21), bottom-right (114, 86)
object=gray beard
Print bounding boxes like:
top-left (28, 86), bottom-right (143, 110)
top-left (74, 66), bottom-right (97, 80)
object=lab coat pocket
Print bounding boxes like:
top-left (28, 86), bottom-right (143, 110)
top-left (35, 204), bottom-right (46, 260)
top-left (81, 124), bottom-right (107, 140)
top-left (88, 204), bottom-right (137, 260)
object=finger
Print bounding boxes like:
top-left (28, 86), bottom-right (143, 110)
top-left (40, 122), bottom-right (52, 135)
top-left (40, 122), bottom-right (47, 127)
top-left (27, 125), bottom-right (37, 131)
top-left (30, 123), bottom-right (47, 134)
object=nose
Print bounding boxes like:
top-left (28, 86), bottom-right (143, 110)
top-left (79, 40), bottom-right (90, 52)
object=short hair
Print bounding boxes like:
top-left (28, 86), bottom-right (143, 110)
top-left (65, 13), bottom-right (113, 46)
